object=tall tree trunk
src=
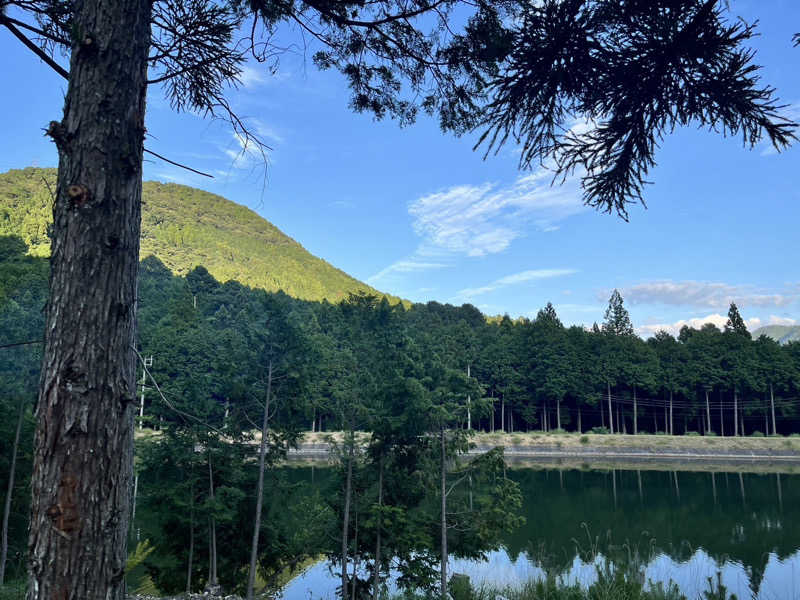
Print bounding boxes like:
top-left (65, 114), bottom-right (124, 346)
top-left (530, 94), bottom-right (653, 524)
top-left (770, 383), bottom-right (776, 436)
top-left (557, 398), bottom-right (561, 430)
top-left (351, 508), bottom-right (359, 600)
top-left (27, 2), bottom-right (150, 599)
top-left (653, 410), bottom-right (657, 433)
top-left (0, 398), bottom-right (25, 585)
top-left (607, 382), bottom-right (614, 434)
top-left (208, 456), bottom-right (218, 588)
top-left (669, 391), bottom-right (674, 435)
top-left (577, 406), bottom-right (582, 433)
top-left (633, 385), bottom-right (637, 435)
top-left (705, 389), bottom-right (711, 434)
top-left (341, 441), bottom-right (354, 600)
top-left (247, 359), bottom-right (273, 600)
top-left (187, 469), bottom-right (195, 594)
top-left (440, 426), bottom-right (448, 600)
top-left (500, 397), bottom-right (505, 433)
top-left (719, 391), bottom-right (724, 436)
top-left (733, 389), bottom-right (739, 437)
top-left (466, 364), bottom-right (471, 430)
top-left (372, 457), bottom-right (383, 600)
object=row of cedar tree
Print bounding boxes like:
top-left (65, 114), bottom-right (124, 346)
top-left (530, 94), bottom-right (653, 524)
top-left (2, 237), bottom-right (800, 594)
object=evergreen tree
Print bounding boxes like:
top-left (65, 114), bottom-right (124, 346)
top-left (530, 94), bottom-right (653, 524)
top-left (725, 302), bottom-right (752, 339)
top-left (602, 289), bottom-right (635, 336)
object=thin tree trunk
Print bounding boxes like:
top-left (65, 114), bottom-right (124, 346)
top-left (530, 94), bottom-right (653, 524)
top-left (734, 389), bottom-right (739, 437)
top-left (341, 440), bottom-right (354, 600)
top-left (351, 508), bottom-right (359, 600)
top-left (0, 398), bottom-right (24, 585)
top-left (26, 2), bottom-right (150, 598)
top-left (208, 456), bottom-right (218, 588)
top-left (440, 426), bottom-right (448, 600)
top-left (706, 389), bottom-right (711, 434)
top-left (633, 385), bottom-right (637, 435)
top-left (247, 359), bottom-right (273, 600)
top-left (663, 401), bottom-right (667, 433)
top-left (187, 469), bottom-right (195, 594)
top-left (500, 397), bottom-right (505, 433)
top-left (557, 398), bottom-right (561, 430)
top-left (372, 457), bottom-right (383, 600)
top-left (466, 364), bottom-right (471, 430)
top-left (720, 390), bottom-right (724, 436)
top-left (770, 383), bottom-right (776, 435)
top-left (669, 391), bottom-right (674, 435)
top-left (607, 382), bottom-right (614, 434)
top-left (653, 410), bottom-right (657, 433)
top-left (578, 406), bottom-right (582, 433)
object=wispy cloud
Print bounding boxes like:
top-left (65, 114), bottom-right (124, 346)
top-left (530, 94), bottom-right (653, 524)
top-left (408, 170), bottom-right (585, 258)
top-left (636, 314), bottom-right (797, 338)
top-left (367, 259), bottom-right (449, 284)
top-left (457, 268), bottom-right (577, 299)
top-left (620, 280), bottom-right (797, 310)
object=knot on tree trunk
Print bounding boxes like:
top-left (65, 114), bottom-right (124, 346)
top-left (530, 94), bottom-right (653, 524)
top-left (67, 184), bottom-right (91, 208)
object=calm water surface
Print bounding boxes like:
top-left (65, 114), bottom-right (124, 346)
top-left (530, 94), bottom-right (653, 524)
top-left (283, 467), bottom-right (800, 600)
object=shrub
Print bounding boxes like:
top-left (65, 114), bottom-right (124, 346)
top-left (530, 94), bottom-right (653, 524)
top-left (591, 426), bottom-right (610, 435)
top-left (654, 431), bottom-right (667, 435)
top-left (580, 435), bottom-right (590, 444)
top-left (685, 431), bottom-right (700, 436)
top-left (750, 430), bottom-right (764, 437)
top-left (705, 431), bottom-right (717, 436)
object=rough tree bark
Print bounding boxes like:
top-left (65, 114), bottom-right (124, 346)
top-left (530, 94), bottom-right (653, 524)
top-left (27, 1), bottom-right (150, 597)
top-left (247, 359), bottom-right (273, 600)
top-left (0, 398), bottom-right (25, 585)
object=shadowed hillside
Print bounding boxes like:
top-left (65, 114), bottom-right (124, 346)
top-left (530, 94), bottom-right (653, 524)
top-left (0, 167), bottom-right (398, 303)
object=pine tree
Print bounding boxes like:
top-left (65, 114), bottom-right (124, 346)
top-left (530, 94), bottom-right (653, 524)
top-left (602, 290), bottom-right (634, 336)
top-left (725, 302), bottom-right (751, 339)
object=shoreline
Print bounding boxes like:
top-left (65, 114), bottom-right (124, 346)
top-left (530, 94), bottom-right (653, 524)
top-left (286, 432), bottom-right (800, 472)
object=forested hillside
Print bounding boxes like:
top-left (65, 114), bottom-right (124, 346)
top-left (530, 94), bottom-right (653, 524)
top-left (0, 167), bottom-right (391, 303)
top-left (3, 220), bottom-right (800, 593)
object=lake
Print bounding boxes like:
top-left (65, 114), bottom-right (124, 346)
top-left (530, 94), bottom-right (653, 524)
top-left (282, 465), bottom-right (800, 600)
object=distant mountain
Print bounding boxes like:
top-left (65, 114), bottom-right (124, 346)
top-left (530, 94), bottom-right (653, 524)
top-left (751, 325), bottom-right (800, 344)
top-left (0, 167), bottom-right (396, 303)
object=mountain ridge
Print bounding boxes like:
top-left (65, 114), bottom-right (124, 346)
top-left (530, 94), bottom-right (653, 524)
top-left (751, 325), bottom-right (800, 344)
top-left (0, 167), bottom-right (400, 304)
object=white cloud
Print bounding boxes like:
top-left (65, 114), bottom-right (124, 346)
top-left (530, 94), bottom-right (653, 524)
top-left (621, 280), bottom-right (797, 310)
top-left (766, 315), bottom-right (799, 327)
top-left (457, 268), bottom-right (577, 299)
top-left (636, 314), bottom-right (796, 338)
top-left (238, 64), bottom-right (266, 88)
top-left (366, 259), bottom-right (449, 284)
top-left (408, 169), bottom-right (585, 258)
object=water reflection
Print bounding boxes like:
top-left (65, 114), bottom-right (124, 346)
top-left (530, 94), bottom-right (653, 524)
top-left (283, 467), bottom-right (800, 600)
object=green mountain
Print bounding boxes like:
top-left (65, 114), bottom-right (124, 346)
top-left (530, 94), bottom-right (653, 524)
top-left (751, 325), bottom-right (800, 344)
top-left (0, 167), bottom-right (394, 303)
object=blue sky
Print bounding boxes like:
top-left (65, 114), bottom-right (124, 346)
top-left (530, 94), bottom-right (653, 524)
top-left (2, 0), bottom-right (799, 336)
